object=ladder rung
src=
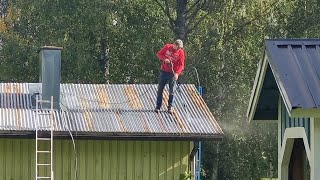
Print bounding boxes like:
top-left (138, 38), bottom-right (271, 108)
top-left (38, 113), bottom-right (51, 115)
top-left (37, 138), bottom-right (51, 141)
top-left (37, 151), bottom-right (51, 153)
top-left (37, 126), bottom-right (51, 128)
top-left (37, 100), bottom-right (52, 103)
top-left (37, 163), bottom-right (51, 166)
top-left (39, 108), bottom-right (53, 111)
top-left (37, 177), bottom-right (51, 179)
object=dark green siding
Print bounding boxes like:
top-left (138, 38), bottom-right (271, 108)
top-left (0, 139), bottom-right (191, 180)
top-left (280, 101), bottom-right (311, 145)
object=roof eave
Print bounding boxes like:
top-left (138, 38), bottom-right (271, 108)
top-left (291, 108), bottom-right (320, 118)
top-left (247, 51), bottom-right (269, 123)
top-left (0, 131), bottom-right (224, 141)
top-left (251, 120), bottom-right (278, 123)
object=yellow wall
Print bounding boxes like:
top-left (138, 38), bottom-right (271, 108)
top-left (0, 138), bottom-right (192, 180)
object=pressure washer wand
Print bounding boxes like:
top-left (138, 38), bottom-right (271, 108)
top-left (169, 61), bottom-right (182, 93)
top-left (169, 61), bottom-right (174, 74)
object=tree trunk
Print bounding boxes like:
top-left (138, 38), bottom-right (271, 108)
top-left (100, 38), bottom-right (109, 83)
top-left (175, 0), bottom-right (187, 41)
top-left (104, 52), bottom-right (110, 84)
top-left (211, 144), bottom-right (219, 180)
top-left (0, 0), bottom-right (8, 18)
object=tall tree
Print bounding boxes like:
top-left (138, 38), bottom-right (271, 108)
top-left (153, 0), bottom-right (219, 41)
top-left (153, 0), bottom-right (284, 179)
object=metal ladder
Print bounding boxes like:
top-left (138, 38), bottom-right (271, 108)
top-left (35, 96), bottom-right (54, 180)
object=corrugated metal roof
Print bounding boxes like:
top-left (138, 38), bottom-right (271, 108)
top-left (247, 39), bottom-right (320, 121)
top-left (0, 83), bottom-right (223, 140)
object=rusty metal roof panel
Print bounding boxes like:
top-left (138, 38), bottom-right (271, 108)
top-left (0, 83), bottom-right (223, 139)
top-left (265, 39), bottom-right (320, 110)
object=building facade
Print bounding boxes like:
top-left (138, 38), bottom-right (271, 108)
top-left (247, 39), bottom-right (320, 179)
top-left (0, 47), bottom-right (223, 180)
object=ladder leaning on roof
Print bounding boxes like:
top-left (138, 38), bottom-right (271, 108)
top-left (35, 96), bottom-right (54, 180)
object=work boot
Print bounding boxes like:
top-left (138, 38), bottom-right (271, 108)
top-left (154, 107), bottom-right (160, 113)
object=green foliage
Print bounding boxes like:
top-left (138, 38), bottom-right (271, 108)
top-left (0, 0), bottom-right (171, 83)
top-left (179, 172), bottom-right (192, 180)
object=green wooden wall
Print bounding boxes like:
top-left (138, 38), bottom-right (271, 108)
top-left (0, 138), bottom-right (192, 180)
top-left (280, 100), bottom-right (311, 145)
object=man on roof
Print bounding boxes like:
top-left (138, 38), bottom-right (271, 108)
top-left (155, 39), bottom-right (185, 114)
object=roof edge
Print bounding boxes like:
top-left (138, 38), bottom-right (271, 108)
top-left (291, 108), bottom-right (320, 118)
top-left (247, 51), bottom-right (269, 122)
top-left (0, 131), bottom-right (224, 141)
top-left (265, 38), bottom-right (320, 45)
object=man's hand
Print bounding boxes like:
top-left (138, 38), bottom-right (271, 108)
top-left (174, 73), bottom-right (179, 80)
top-left (164, 58), bottom-right (171, 64)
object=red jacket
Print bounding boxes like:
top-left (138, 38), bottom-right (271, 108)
top-left (156, 44), bottom-right (185, 75)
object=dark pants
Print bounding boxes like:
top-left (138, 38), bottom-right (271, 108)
top-left (156, 70), bottom-right (176, 109)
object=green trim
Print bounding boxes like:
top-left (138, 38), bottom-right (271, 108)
top-left (291, 108), bottom-right (320, 118)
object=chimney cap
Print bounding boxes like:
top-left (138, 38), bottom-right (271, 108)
top-left (39, 46), bottom-right (63, 51)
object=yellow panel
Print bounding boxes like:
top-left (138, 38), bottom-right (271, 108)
top-left (119, 141), bottom-right (126, 180)
top-left (0, 139), bottom-right (4, 179)
top-left (94, 141), bottom-right (102, 180)
top-left (5, 139), bottom-right (12, 178)
top-left (167, 141), bottom-right (174, 179)
top-left (110, 140), bottom-right (118, 180)
top-left (21, 140), bottom-right (30, 179)
top-left (78, 140), bottom-right (86, 180)
top-left (0, 139), bottom-right (191, 180)
top-left (13, 140), bottom-right (20, 179)
top-left (127, 141), bottom-right (134, 180)
top-left (142, 141), bottom-right (150, 179)
top-left (102, 141), bottom-right (111, 179)
top-left (159, 141), bottom-right (167, 180)
top-left (150, 141), bottom-right (158, 179)
top-left (134, 141), bottom-right (143, 179)
top-left (63, 140), bottom-right (69, 180)
top-left (54, 140), bottom-right (61, 180)
top-left (87, 140), bottom-right (94, 179)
